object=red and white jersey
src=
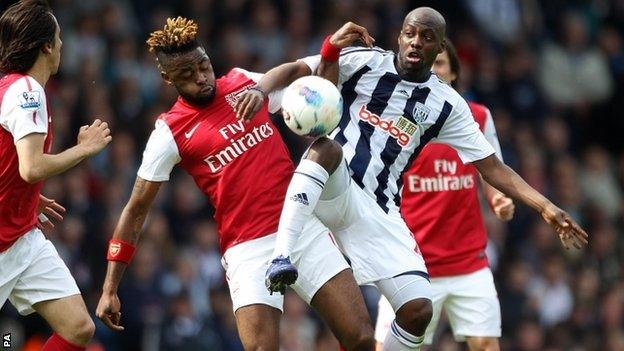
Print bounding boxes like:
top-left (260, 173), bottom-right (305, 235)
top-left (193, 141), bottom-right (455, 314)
top-left (137, 68), bottom-right (292, 254)
top-left (0, 74), bottom-right (52, 252)
top-left (400, 102), bottom-right (502, 277)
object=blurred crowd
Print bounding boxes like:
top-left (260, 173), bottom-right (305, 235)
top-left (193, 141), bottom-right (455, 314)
top-left (1, 0), bottom-right (624, 350)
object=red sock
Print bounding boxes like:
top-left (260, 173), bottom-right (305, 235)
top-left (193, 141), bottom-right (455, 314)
top-left (42, 333), bottom-right (86, 351)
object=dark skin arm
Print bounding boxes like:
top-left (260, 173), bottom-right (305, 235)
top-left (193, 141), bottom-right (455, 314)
top-left (473, 154), bottom-right (588, 249)
top-left (235, 62), bottom-right (313, 121)
top-left (95, 177), bottom-right (162, 331)
top-left (235, 22), bottom-right (374, 121)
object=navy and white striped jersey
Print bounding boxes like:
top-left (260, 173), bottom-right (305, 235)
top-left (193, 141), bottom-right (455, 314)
top-left (300, 47), bottom-right (495, 214)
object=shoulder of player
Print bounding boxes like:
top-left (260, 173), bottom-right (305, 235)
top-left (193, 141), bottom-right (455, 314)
top-left (467, 101), bottom-right (489, 123)
top-left (1, 75), bottom-right (45, 113)
top-left (340, 46), bottom-right (392, 58)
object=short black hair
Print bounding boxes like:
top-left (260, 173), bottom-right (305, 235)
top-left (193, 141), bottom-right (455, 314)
top-left (0, 0), bottom-right (56, 74)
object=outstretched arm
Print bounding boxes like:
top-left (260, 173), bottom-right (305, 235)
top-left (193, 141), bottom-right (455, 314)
top-left (16, 119), bottom-right (111, 183)
top-left (235, 61), bottom-right (313, 121)
top-left (473, 154), bottom-right (588, 249)
top-left (96, 177), bottom-right (162, 331)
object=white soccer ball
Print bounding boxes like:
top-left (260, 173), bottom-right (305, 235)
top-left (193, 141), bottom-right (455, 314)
top-left (281, 76), bottom-right (343, 137)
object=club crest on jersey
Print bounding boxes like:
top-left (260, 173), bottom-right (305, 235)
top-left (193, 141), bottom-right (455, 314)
top-left (412, 102), bottom-right (431, 123)
top-left (18, 91), bottom-right (41, 111)
top-left (225, 84), bottom-right (254, 109)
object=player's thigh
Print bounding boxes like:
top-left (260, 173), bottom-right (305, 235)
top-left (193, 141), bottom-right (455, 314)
top-left (9, 231), bottom-right (81, 317)
top-left (33, 294), bottom-right (91, 337)
top-left (222, 235), bottom-right (285, 350)
top-left (222, 235), bottom-right (284, 314)
top-left (235, 304), bottom-right (281, 351)
top-left (443, 268), bottom-right (501, 342)
top-left (309, 269), bottom-right (375, 349)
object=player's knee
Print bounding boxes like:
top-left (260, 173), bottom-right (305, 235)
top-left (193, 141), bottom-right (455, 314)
top-left (467, 337), bottom-right (500, 351)
top-left (395, 298), bottom-right (433, 336)
top-left (342, 324), bottom-right (376, 351)
top-left (68, 316), bottom-right (95, 345)
top-left (305, 137), bottom-right (343, 174)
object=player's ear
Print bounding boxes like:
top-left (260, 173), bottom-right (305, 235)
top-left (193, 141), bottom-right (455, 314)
top-left (438, 37), bottom-right (447, 55)
top-left (41, 42), bottom-right (53, 55)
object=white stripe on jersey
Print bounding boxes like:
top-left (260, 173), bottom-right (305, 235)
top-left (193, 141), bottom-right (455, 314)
top-left (301, 48), bottom-right (495, 214)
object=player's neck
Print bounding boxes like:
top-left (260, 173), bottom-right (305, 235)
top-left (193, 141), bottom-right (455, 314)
top-left (26, 59), bottom-right (52, 87)
top-left (394, 57), bottom-right (431, 83)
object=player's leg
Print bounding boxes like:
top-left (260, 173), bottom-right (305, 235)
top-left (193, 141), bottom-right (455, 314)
top-left (268, 137), bottom-right (344, 290)
top-left (8, 230), bottom-right (93, 348)
top-left (375, 278), bottom-right (448, 350)
top-left (443, 268), bottom-right (501, 351)
top-left (375, 274), bottom-right (433, 351)
top-left (33, 295), bottom-right (95, 348)
top-left (235, 304), bottom-right (281, 351)
top-left (465, 337), bottom-right (500, 351)
top-left (290, 218), bottom-right (375, 351)
top-left (223, 235), bottom-right (286, 350)
top-left (309, 269), bottom-right (375, 350)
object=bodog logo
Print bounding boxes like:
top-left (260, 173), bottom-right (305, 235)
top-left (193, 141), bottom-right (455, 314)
top-left (358, 105), bottom-right (411, 147)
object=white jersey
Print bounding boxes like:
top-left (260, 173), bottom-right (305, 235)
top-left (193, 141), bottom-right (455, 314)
top-left (300, 48), bottom-right (495, 213)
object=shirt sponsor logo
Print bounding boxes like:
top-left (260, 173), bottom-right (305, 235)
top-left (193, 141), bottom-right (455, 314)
top-left (406, 159), bottom-right (475, 192)
top-left (204, 121), bottom-right (275, 172)
top-left (18, 91), bottom-right (41, 111)
top-left (357, 105), bottom-right (416, 147)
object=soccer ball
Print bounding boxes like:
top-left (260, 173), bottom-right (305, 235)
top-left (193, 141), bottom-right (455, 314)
top-left (281, 76), bottom-right (343, 137)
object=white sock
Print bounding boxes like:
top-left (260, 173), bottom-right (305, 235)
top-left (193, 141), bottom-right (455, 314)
top-left (382, 320), bottom-right (424, 351)
top-left (272, 159), bottom-right (329, 259)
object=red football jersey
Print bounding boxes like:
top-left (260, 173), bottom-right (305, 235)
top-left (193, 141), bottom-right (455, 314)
top-left (137, 68), bottom-right (293, 254)
top-left (0, 74), bottom-right (52, 252)
top-left (400, 102), bottom-right (500, 277)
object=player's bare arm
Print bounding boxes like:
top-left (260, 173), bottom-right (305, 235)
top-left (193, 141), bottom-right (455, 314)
top-left (473, 154), bottom-right (588, 249)
top-left (235, 61), bottom-right (312, 121)
top-left (15, 119), bottom-right (111, 183)
top-left (317, 22), bottom-right (375, 85)
top-left (96, 177), bottom-right (162, 331)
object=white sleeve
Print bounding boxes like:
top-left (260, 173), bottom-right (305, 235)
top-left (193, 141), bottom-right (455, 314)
top-left (0, 77), bottom-right (48, 143)
top-left (435, 97), bottom-right (495, 163)
top-left (234, 67), bottom-right (284, 114)
top-left (482, 108), bottom-right (504, 162)
top-left (137, 119), bottom-right (181, 181)
top-left (299, 48), bottom-right (377, 86)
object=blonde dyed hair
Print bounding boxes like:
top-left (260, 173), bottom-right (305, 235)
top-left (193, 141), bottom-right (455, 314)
top-left (147, 16), bottom-right (198, 54)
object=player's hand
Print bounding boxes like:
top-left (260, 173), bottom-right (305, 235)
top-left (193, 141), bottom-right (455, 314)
top-left (235, 87), bottom-right (265, 121)
top-left (77, 119), bottom-right (112, 157)
top-left (540, 203), bottom-right (589, 250)
top-left (96, 292), bottom-right (124, 331)
top-left (36, 195), bottom-right (65, 231)
top-left (330, 22), bottom-right (375, 49)
top-left (490, 193), bottom-right (514, 221)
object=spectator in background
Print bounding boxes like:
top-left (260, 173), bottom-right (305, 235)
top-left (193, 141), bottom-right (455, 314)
top-left (539, 10), bottom-right (613, 107)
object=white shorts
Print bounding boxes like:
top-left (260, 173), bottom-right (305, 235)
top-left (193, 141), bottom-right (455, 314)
top-left (315, 163), bottom-right (427, 285)
top-left (222, 216), bottom-right (349, 312)
top-left (375, 267), bottom-right (501, 344)
top-left (0, 228), bottom-right (80, 316)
